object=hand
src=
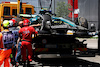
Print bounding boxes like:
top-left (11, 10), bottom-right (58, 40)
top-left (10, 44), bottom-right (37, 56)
top-left (37, 23), bottom-right (41, 26)
top-left (16, 44), bottom-right (18, 49)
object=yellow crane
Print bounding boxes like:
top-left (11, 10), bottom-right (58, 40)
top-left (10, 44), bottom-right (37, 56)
top-left (0, 4), bottom-right (2, 31)
top-left (17, 0), bottom-right (20, 15)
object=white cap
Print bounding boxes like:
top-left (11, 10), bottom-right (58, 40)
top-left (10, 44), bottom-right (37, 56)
top-left (9, 20), bottom-right (13, 26)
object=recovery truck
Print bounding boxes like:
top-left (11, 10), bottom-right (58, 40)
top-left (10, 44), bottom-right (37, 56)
top-left (31, 13), bottom-right (95, 58)
top-left (19, 0), bottom-right (96, 59)
top-left (29, 0), bottom-right (96, 58)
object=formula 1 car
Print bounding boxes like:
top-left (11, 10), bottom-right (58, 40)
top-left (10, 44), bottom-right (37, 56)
top-left (19, 0), bottom-right (95, 57)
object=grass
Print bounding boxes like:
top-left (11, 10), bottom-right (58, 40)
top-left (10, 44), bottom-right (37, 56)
top-left (76, 36), bottom-right (98, 39)
top-left (89, 37), bottom-right (98, 39)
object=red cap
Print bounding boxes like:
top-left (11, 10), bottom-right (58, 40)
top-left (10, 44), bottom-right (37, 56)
top-left (23, 19), bottom-right (30, 26)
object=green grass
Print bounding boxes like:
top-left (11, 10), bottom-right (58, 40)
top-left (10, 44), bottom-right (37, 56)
top-left (89, 37), bottom-right (98, 39)
top-left (76, 37), bottom-right (98, 39)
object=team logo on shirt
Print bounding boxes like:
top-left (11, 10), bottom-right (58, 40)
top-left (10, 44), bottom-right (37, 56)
top-left (2, 31), bottom-right (14, 49)
top-left (23, 30), bottom-right (30, 34)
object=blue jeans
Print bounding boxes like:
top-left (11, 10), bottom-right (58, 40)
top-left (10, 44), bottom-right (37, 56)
top-left (15, 42), bottom-right (21, 62)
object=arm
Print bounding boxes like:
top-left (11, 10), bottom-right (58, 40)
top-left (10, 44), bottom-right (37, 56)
top-left (16, 37), bottom-right (21, 49)
top-left (16, 29), bottom-right (21, 49)
top-left (30, 23), bottom-right (41, 27)
top-left (32, 27), bottom-right (38, 34)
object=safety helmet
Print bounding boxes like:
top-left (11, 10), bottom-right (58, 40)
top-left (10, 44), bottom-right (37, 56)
top-left (9, 19), bottom-right (16, 27)
top-left (23, 19), bottom-right (30, 26)
top-left (9, 20), bottom-right (13, 27)
top-left (2, 20), bottom-right (9, 28)
top-left (91, 23), bottom-right (95, 27)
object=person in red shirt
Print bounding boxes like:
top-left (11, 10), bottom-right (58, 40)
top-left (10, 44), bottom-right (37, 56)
top-left (19, 19), bottom-right (38, 66)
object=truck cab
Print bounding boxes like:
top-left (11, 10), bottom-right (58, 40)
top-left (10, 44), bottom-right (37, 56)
top-left (0, 1), bottom-right (35, 31)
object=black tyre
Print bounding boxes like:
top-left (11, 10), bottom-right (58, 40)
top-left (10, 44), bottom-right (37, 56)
top-left (79, 17), bottom-right (88, 29)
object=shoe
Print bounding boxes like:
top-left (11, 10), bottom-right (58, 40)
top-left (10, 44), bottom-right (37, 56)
top-left (27, 61), bottom-right (30, 67)
top-left (29, 59), bottom-right (32, 62)
top-left (19, 61), bottom-right (23, 65)
top-left (11, 60), bottom-right (16, 65)
top-left (15, 62), bottom-right (19, 67)
top-left (23, 61), bottom-right (26, 67)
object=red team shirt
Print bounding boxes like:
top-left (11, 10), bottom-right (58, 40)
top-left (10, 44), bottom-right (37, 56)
top-left (19, 26), bottom-right (38, 42)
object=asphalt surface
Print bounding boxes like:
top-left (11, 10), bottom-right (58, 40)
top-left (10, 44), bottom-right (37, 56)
top-left (1, 39), bottom-right (100, 67)
top-left (19, 39), bottom-right (100, 67)
top-left (78, 39), bottom-right (98, 49)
